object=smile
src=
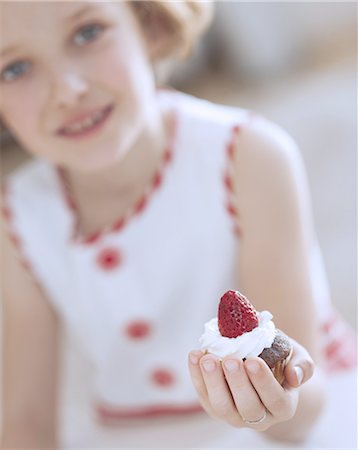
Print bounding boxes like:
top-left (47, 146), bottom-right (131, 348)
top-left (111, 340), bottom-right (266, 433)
top-left (58, 105), bottom-right (114, 139)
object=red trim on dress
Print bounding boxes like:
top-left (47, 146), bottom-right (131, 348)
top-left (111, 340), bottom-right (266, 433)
top-left (223, 124), bottom-right (242, 237)
top-left (95, 402), bottom-right (203, 423)
top-left (54, 113), bottom-right (178, 246)
top-left (223, 114), bottom-right (259, 237)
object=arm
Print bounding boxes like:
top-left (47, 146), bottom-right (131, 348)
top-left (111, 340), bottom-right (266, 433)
top-left (188, 116), bottom-right (327, 443)
top-left (0, 217), bottom-right (60, 448)
top-left (234, 116), bottom-right (327, 442)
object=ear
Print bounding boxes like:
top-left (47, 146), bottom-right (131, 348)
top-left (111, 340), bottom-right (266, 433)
top-left (132, 2), bottom-right (178, 61)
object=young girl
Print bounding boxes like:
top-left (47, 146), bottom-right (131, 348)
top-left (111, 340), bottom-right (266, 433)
top-left (0, 2), bottom-right (355, 448)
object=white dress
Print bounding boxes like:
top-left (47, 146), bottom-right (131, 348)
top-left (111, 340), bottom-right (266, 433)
top-left (2, 90), bottom-right (356, 448)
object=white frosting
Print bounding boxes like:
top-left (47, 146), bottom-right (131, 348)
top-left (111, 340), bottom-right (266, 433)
top-left (199, 311), bottom-right (276, 359)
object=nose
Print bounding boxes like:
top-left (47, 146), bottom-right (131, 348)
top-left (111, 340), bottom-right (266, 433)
top-left (50, 70), bottom-right (89, 108)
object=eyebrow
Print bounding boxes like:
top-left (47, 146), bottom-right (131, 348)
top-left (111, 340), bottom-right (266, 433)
top-left (0, 45), bottom-right (19, 59)
top-left (65, 4), bottom-right (101, 24)
top-left (0, 4), bottom-right (100, 58)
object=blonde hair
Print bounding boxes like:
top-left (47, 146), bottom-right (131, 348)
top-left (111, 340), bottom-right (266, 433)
top-left (129, 1), bottom-right (214, 60)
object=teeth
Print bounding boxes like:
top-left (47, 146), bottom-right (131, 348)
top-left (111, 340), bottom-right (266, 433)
top-left (63, 109), bottom-right (107, 134)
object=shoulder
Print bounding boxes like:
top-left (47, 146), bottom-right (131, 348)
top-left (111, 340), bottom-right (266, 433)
top-left (235, 114), bottom-right (304, 183)
top-left (159, 89), bottom-right (250, 127)
top-left (4, 157), bottom-right (49, 189)
top-left (232, 115), bottom-right (313, 238)
top-left (1, 175), bottom-right (57, 317)
top-left (0, 157), bottom-right (59, 272)
top-left (2, 158), bottom-right (56, 217)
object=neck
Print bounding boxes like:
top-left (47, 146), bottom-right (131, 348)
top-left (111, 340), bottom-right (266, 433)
top-left (64, 106), bottom-right (173, 201)
top-left (57, 103), bottom-right (176, 238)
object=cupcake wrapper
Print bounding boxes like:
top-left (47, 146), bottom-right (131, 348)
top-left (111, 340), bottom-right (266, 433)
top-left (272, 347), bottom-right (293, 385)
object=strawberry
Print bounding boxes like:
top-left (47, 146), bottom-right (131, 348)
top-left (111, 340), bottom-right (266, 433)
top-left (218, 290), bottom-right (259, 338)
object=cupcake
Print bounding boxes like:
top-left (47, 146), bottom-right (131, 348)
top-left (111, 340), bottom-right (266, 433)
top-left (199, 290), bottom-right (293, 384)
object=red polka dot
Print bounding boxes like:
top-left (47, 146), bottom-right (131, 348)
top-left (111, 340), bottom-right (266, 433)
top-left (96, 247), bottom-right (121, 271)
top-left (125, 321), bottom-right (152, 339)
top-left (151, 369), bottom-right (175, 387)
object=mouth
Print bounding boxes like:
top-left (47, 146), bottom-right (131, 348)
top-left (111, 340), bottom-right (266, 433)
top-left (57, 104), bottom-right (114, 139)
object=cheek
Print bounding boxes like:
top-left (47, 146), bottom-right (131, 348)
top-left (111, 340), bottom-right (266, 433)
top-left (1, 86), bottom-right (46, 154)
top-left (95, 52), bottom-right (132, 90)
top-left (91, 36), bottom-right (153, 96)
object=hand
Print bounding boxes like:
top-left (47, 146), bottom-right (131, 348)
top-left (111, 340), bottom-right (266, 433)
top-left (188, 338), bottom-right (314, 431)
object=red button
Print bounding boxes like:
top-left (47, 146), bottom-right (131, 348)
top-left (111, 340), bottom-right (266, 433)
top-left (151, 369), bottom-right (175, 387)
top-left (96, 247), bottom-right (121, 271)
top-left (125, 321), bottom-right (152, 339)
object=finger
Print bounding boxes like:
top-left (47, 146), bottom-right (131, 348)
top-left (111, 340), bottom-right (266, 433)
top-left (245, 357), bottom-right (296, 421)
top-left (222, 357), bottom-right (270, 426)
top-left (199, 355), bottom-right (238, 424)
top-left (283, 340), bottom-right (315, 388)
top-left (188, 350), bottom-right (213, 414)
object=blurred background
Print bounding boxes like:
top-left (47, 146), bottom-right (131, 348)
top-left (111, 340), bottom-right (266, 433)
top-left (1, 1), bottom-right (356, 330)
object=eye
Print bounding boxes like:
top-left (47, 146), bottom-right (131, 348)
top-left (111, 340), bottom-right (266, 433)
top-left (1, 61), bottom-right (31, 82)
top-left (73, 23), bottom-right (105, 46)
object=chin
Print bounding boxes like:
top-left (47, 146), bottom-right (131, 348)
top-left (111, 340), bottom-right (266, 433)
top-left (74, 148), bottom-right (126, 173)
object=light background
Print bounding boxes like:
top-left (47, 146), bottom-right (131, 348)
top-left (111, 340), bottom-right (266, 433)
top-left (168, 1), bottom-right (357, 329)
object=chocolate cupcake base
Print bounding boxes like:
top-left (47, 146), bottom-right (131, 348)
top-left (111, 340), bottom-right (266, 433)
top-left (258, 329), bottom-right (293, 384)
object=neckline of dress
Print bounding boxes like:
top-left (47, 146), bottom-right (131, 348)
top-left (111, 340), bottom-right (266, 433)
top-left (54, 108), bottom-right (179, 246)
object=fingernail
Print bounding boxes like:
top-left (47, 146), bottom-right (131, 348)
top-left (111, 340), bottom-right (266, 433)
top-left (224, 359), bottom-right (239, 373)
top-left (189, 352), bottom-right (200, 365)
top-left (202, 359), bottom-right (216, 373)
top-left (246, 360), bottom-right (260, 374)
top-left (294, 366), bottom-right (303, 385)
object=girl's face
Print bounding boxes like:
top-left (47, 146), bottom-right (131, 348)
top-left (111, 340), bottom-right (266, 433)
top-left (0, 2), bottom-right (159, 172)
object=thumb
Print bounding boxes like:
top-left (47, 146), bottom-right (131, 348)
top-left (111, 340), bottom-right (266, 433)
top-left (283, 343), bottom-right (315, 388)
